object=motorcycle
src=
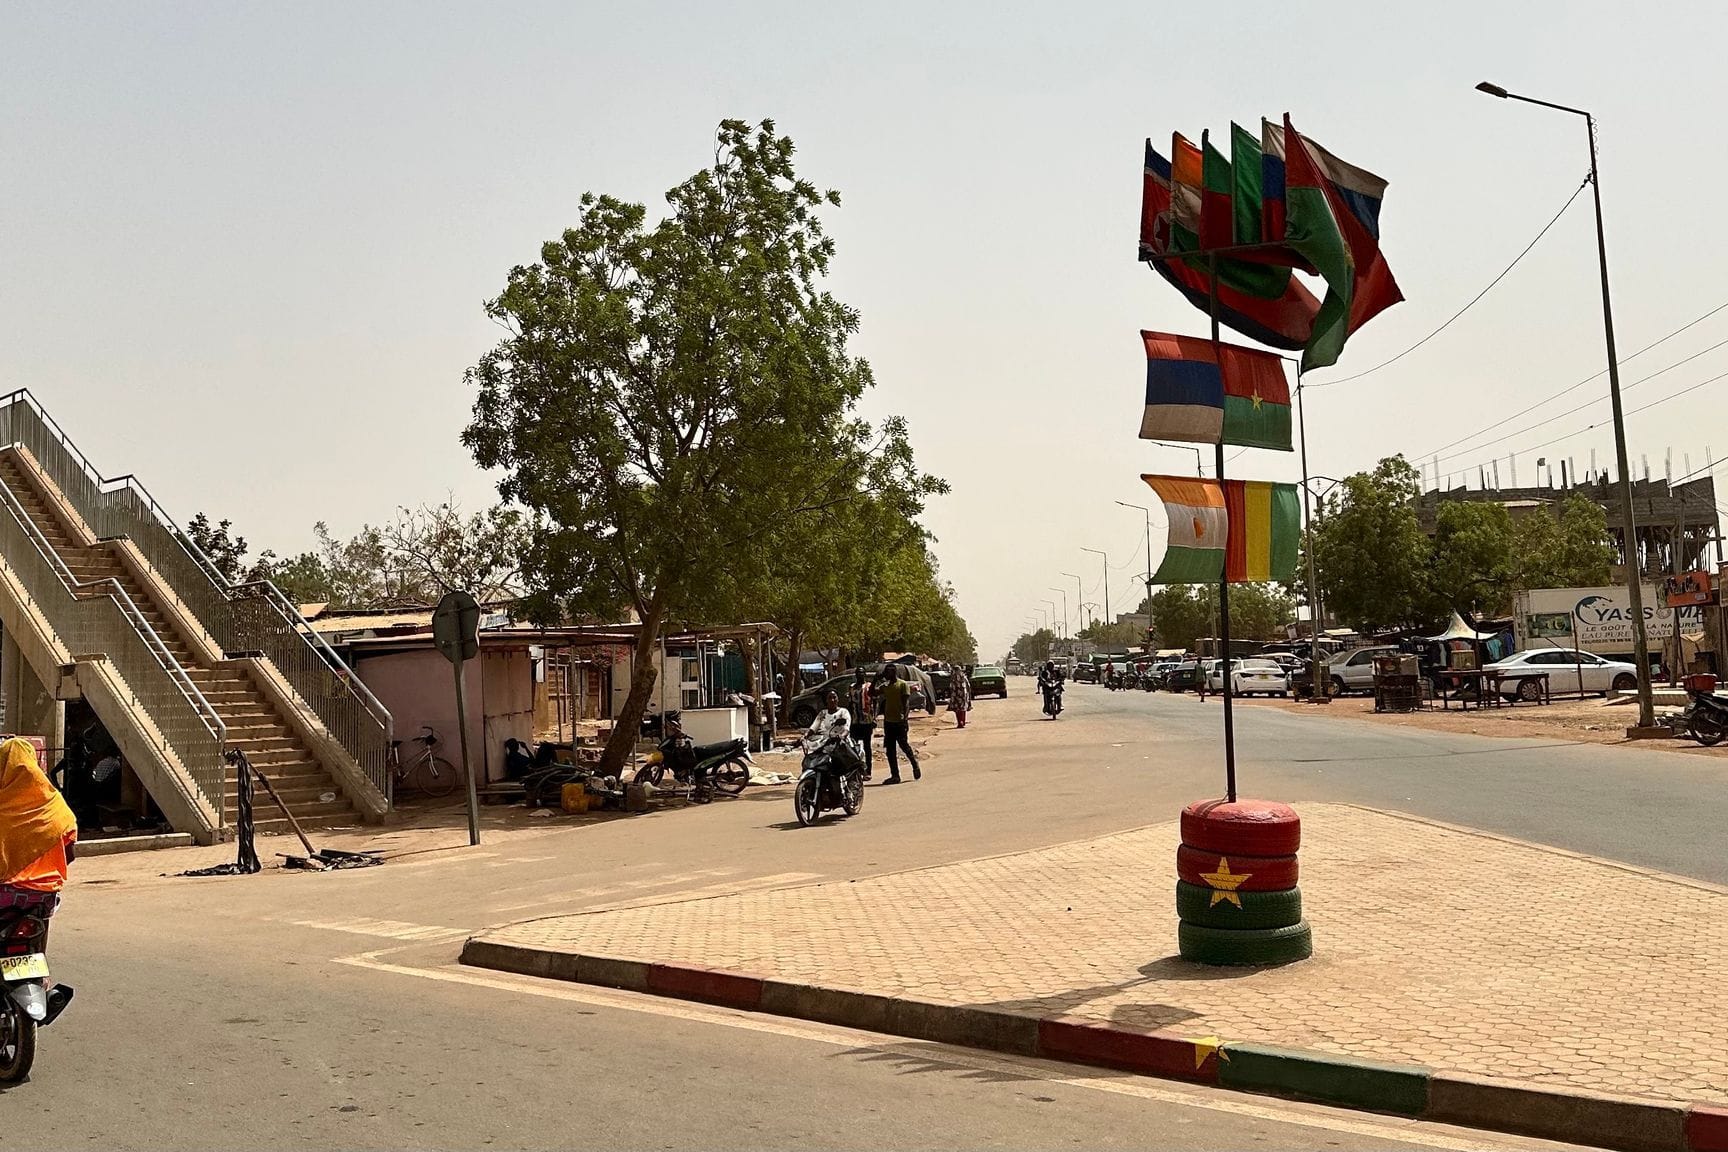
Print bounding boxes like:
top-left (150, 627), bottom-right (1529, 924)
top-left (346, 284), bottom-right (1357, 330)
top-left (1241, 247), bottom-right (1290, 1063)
top-left (1684, 682), bottom-right (1728, 747)
top-left (635, 712), bottom-right (753, 801)
top-left (793, 732), bottom-right (864, 827)
top-left (1, 906), bottom-right (73, 1083)
top-left (1041, 679), bottom-right (1064, 719)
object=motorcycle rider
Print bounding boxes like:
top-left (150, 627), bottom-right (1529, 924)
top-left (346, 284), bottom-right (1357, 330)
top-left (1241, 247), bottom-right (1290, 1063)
top-left (805, 689), bottom-right (852, 747)
top-left (1038, 660), bottom-right (1064, 715)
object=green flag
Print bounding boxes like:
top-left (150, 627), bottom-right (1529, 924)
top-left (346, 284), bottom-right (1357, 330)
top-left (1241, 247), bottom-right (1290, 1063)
top-left (1230, 122), bottom-right (1264, 247)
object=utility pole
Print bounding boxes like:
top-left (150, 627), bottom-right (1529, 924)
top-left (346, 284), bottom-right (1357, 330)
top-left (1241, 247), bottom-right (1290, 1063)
top-left (1083, 547), bottom-right (1110, 624)
top-left (1062, 572), bottom-right (1086, 629)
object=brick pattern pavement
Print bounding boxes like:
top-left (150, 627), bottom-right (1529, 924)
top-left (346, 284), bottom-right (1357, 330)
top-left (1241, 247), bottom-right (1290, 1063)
top-left (476, 804), bottom-right (1728, 1105)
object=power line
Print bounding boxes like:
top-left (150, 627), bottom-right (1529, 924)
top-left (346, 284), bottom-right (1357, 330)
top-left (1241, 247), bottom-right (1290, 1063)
top-left (1432, 335), bottom-right (1728, 469)
top-left (1306, 175), bottom-right (1590, 390)
top-left (1417, 297), bottom-right (1728, 462)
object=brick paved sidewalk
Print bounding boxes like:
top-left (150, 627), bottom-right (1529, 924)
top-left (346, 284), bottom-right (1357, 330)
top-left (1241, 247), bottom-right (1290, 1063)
top-left (471, 803), bottom-right (1728, 1106)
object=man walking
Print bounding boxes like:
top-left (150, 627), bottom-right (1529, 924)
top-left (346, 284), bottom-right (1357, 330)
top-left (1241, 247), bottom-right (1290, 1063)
top-left (875, 670), bottom-right (921, 784)
top-left (848, 666), bottom-right (877, 780)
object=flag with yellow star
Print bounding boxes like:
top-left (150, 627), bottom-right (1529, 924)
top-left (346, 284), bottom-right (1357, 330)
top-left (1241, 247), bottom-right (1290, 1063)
top-left (1139, 330), bottom-right (1292, 452)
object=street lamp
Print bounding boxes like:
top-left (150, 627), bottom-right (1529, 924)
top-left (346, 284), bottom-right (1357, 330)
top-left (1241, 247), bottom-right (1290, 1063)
top-left (1061, 572), bottom-right (1086, 629)
top-left (1047, 587), bottom-right (1069, 640)
top-left (1081, 547), bottom-right (1110, 623)
top-left (1477, 80), bottom-right (1655, 729)
top-left (1115, 501), bottom-right (1156, 612)
top-left (1043, 599), bottom-right (1061, 640)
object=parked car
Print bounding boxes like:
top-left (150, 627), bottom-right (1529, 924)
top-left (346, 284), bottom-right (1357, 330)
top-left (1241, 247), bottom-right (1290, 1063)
top-left (969, 664), bottom-right (1008, 698)
top-left (1327, 645), bottom-right (1400, 696)
top-left (788, 673), bottom-right (861, 727)
top-left (1072, 662), bottom-right (1098, 684)
top-left (927, 667), bottom-right (953, 704)
top-left (1262, 652), bottom-right (1306, 675)
top-left (1166, 659), bottom-right (1203, 692)
top-left (1203, 657), bottom-right (1291, 696)
top-left (1482, 648), bottom-right (1639, 700)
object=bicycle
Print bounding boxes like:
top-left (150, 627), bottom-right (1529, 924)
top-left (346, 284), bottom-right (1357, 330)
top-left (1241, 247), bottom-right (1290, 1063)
top-left (389, 725), bottom-right (460, 799)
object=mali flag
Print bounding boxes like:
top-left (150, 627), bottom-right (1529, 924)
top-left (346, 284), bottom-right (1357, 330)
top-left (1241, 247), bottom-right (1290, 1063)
top-left (1139, 330), bottom-right (1292, 451)
top-left (1143, 475), bottom-right (1300, 585)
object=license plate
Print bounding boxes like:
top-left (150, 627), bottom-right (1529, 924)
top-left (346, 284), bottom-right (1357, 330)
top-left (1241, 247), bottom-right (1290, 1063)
top-left (0, 954), bottom-right (47, 981)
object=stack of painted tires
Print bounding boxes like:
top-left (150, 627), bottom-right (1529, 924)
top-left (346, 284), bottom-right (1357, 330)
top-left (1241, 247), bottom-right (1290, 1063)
top-left (1176, 798), bottom-right (1312, 965)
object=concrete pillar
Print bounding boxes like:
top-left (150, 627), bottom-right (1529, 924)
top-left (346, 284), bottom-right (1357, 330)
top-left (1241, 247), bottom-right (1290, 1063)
top-left (2, 625), bottom-right (65, 757)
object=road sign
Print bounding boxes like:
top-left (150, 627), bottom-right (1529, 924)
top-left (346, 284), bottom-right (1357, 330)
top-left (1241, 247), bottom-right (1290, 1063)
top-left (433, 590), bottom-right (481, 664)
top-left (431, 589), bottom-right (482, 845)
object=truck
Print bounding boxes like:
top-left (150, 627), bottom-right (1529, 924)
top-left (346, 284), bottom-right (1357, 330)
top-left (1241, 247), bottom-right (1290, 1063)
top-left (1512, 585), bottom-right (1703, 661)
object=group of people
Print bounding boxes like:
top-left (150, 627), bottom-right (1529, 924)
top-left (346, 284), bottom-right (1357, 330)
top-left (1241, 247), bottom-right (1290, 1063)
top-left (803, 664), bottom-right (980, 786)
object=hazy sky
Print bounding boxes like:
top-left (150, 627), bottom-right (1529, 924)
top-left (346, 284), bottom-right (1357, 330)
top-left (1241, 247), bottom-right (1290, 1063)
top-left (7, 2), bottom-right (1728, 659)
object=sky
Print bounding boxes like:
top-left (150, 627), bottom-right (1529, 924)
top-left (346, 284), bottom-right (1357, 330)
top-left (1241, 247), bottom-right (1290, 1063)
top-left (6, 1), bottom-right (1728, 661)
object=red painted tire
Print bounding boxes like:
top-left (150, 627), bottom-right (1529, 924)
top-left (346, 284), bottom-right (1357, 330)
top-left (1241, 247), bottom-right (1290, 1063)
top-left (1176, 845), bottom-right (1299, 892)
top-left (1180, 798), bottom-right (1301, 856)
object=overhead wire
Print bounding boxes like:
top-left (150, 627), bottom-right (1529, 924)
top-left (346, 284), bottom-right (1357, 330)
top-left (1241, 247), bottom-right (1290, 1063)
top-left (1305, 175), bottom-right (1591, 390)
top-left (1417, 297), bottom-right (1728, 463)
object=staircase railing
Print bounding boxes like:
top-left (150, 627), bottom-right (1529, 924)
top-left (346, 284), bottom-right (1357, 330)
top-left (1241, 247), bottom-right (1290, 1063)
top-left (0, 466), bottom-right (227, 813)
top-left (0, 390), bottom-right (393, 798)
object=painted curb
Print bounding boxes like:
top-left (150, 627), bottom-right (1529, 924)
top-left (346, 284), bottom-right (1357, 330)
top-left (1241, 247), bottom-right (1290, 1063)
top-left (461, 940), bottom-right (1726, 1152)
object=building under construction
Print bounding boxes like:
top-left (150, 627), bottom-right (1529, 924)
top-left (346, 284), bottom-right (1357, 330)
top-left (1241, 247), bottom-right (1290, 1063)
top-left (1415, 474), bottom-right (1721, 579)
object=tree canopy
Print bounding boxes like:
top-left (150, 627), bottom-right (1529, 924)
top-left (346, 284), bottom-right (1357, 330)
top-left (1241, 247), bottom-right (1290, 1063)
top-left (463, 119), bottom-right (944, 768)
top-left (1145, 583), bottom-right (1294, 649)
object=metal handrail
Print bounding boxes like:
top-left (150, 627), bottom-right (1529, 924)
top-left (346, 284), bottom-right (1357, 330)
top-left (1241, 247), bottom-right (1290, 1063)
top-left (0, 390), bottom-right (392, 777)
top-left (0, 475), bottom-right (226, 747)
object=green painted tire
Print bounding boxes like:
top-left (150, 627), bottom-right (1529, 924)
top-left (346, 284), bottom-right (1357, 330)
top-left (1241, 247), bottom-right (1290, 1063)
top-left (1176, 882), bottom-right (1303, 931)
top-left (1178, 919), bottom-right (1313, 967)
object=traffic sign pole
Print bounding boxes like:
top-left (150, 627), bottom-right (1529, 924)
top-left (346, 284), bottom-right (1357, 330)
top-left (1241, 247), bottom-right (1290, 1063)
top-left (433, 590), bottom-right (483, 846)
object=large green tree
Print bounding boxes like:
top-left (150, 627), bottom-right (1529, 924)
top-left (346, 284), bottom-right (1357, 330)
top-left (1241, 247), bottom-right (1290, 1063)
top-left (1146, 582), bottom-right (1293, 649)
top-left (1516, 493), bottom-right (1618, 589)
top-left (1010, 628), bottom-right (1054, 666)
top-left (1311, 456), bottom-right (1433, 632)
top-left (1428, 500), bottom-right (1518, 616)
top-left (464, 120), bottom-right (939, 774)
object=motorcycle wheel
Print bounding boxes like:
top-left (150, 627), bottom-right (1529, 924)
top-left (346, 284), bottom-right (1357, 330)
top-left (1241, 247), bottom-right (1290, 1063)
top-left (1690, 714), bottom-right (1726, 747)
top-left (794, 776), bottom-right (821, 827)
top-left (841, 770), bottom-right (864, 816)
top-left (0, 998), bottom-right (36, 1084)
top-left (632, 764), bottom-right (665, 787)
top-left (709, 757), bottom-right (750, 796)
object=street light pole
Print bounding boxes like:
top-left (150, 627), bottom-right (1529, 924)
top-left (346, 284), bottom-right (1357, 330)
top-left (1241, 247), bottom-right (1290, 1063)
top-left (1115, 501), bottom-right (1156, 614)
top-left (1048, 588), bottom-right (1069, 641)
top-left (1082, 547), bottom-right (1110, 624)
top-left (1043, 599), bottom-right (1061, 640)
top-left (1061, 572), bottom-right (1086, 630)
top-left (1477, 81), bottom-right (1655, 729)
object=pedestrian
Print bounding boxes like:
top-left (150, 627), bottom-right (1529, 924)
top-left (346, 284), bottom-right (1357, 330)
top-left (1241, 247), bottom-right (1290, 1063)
top-left (875, 670), bottom-right (921, 784)
top-left (848, 667), bottom-right (877, 780)
top-left (1, 737), bottom-right (77, 918)
top-left (948, 665), bottom-right (972, 729)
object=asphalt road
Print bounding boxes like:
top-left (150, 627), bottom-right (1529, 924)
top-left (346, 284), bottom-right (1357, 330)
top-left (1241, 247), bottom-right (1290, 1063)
top-left (9, 683), bottom-right (1687, 1150)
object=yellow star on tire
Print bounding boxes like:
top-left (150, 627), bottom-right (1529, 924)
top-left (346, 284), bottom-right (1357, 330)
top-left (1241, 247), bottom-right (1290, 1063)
top-left (1200, 857), bottom-right (1250, 907)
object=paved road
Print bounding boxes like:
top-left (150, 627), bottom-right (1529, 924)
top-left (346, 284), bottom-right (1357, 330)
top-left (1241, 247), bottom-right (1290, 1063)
top-left (10, 685), bottom-right (1688, 1149)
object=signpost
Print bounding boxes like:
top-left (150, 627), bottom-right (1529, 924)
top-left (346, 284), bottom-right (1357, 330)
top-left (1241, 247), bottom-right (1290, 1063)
top-left (433, 590), bottom-right (482, 846)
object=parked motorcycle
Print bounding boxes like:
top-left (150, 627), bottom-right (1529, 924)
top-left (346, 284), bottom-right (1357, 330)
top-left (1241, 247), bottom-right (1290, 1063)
top-left (1042, 680), bottom-right (1065, 719)
top-left (793, 732), bottom-right (864, 826)
top-left (1684, 682), bottom-right (1728, 747)
top-left (635, 712), bottom-right (752, 801)
top-left (1, 907), bottom-right (73, 1082)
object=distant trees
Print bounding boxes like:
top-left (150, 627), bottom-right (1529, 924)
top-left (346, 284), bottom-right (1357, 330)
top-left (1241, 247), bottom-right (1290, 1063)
top-left (1307, 455), bottom-right (1621, 631)
top-left (1145, 583), bottom-right (1295, 650)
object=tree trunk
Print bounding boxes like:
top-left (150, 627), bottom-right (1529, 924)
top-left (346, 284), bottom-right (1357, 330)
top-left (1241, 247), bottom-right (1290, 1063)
top-left (778, 626), bottom-right (803, 726)
top-left (600, 598), bottom-right (667, 778)
top-left (740, 634), bottom-right (763, 750)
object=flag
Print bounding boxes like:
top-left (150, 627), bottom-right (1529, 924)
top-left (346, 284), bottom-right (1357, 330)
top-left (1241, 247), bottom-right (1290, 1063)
top-left (1140, 330), bottom-right (1293, 451)
top-left (1282, 114), bottom-right (1403, 370)
top-left (1230, 122), bottom-right (1264, 247)
top-left (1200, 133), bottom-right (1234, 251)
top-left (1143, 475), bottom-right (1300, 584)
top-left (1141, 141), bottom-right (1321, 352)
top-left (1171, 132), bottom-right (1204, 239)
top-left (1260, 118), bottom-right (1288, 243)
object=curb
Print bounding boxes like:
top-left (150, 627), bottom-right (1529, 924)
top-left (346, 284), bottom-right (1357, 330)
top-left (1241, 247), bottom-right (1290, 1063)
top-left (460, 938), bottom-right (1726, 1152)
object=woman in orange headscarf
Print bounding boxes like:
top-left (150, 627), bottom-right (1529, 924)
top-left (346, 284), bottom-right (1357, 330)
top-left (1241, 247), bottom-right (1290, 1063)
top-left (0, 738), bottom-right (77, 915)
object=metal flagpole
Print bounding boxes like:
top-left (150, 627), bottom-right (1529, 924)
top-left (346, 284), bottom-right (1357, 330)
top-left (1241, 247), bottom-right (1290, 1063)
top-left (1296, 372), bottom-right (1326, 703)
top-left (1208, 249), bottom-right (1238, 803)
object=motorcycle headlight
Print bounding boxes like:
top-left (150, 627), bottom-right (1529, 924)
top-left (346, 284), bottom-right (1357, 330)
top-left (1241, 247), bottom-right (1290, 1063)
top-left (646, 750), bottom-right (663, 766)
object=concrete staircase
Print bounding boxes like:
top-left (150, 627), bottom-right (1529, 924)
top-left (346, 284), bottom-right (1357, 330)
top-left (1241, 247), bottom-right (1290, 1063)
top-left (0, 454), bottom-right (358, 835)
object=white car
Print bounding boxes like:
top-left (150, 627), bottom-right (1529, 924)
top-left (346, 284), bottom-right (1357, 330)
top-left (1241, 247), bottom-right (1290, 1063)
top-left (1482, 648), bottom-right (1640, 700)
top-left (1205, 658), bottom-right (1291, 696)
top-left (1327, 646), bottom-right (1400, 695)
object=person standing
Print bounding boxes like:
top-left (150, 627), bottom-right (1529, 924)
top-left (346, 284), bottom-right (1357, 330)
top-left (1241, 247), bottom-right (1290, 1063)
top-left (876, 671), bottom-right (921, 784)
top-left (848, 667), bottom-right (877, 780)
top-left (948, 665), bottom-right (972, 729)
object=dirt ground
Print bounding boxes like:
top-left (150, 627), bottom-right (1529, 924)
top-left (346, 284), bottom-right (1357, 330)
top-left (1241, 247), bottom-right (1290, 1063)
top-left (1220, 688), bottom-right (1725, 755)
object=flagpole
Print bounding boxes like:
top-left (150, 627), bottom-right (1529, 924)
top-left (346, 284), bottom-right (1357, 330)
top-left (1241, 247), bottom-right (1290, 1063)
top-left (1207, 247), bottom-right (1238, 804)
top-left (1296, 371), bottom-right (1326, 704)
